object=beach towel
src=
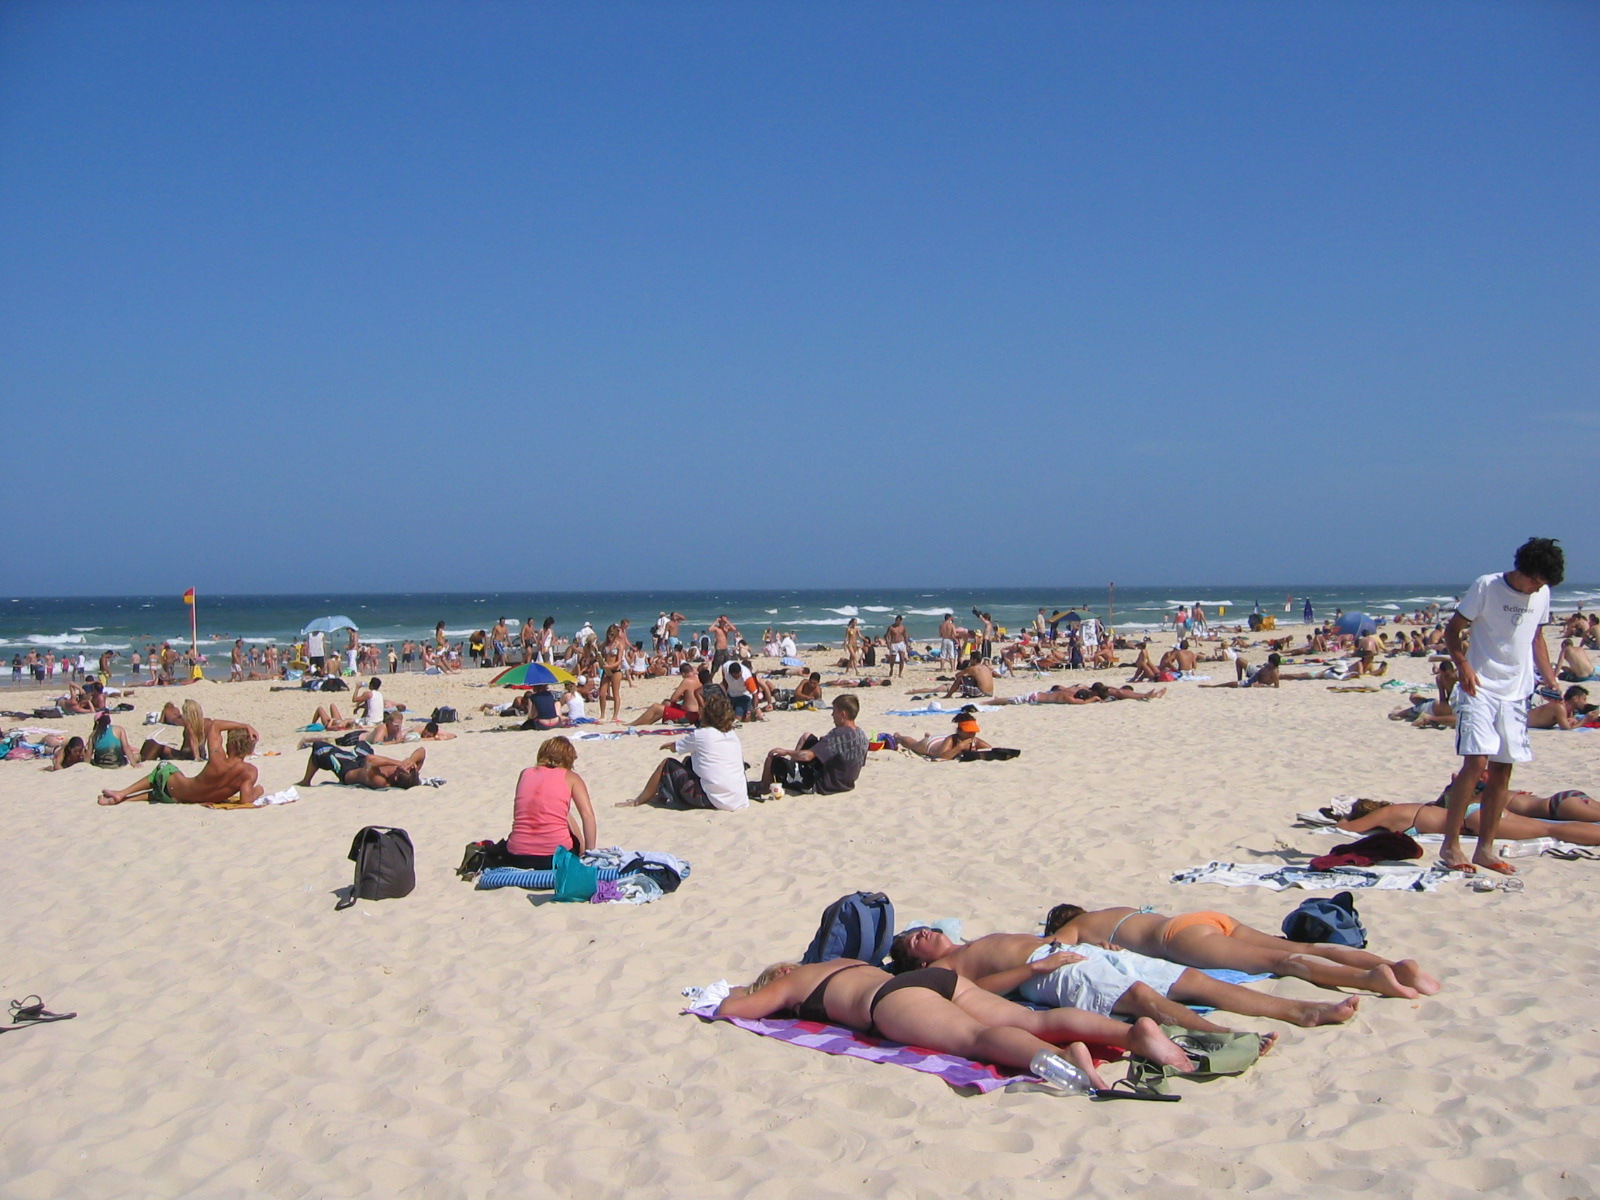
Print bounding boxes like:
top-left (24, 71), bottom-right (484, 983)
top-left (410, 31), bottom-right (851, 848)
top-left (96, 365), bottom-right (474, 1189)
top-left (476, 847), bottom-right (690, 890)
top-left (1170, 861), bottom-right (1450, 891)
top-left (681, 983), bottom-right (1105, 1092)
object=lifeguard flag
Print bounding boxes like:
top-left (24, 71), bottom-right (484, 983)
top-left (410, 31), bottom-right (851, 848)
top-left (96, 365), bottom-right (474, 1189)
top-left (182, 588), bottom-right (196, 605)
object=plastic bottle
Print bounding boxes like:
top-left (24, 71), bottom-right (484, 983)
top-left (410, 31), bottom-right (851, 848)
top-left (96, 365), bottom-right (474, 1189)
top-left (1029, 1051), bottom-right (1093, 1096)
top-left (769, 782), bottom-right (784, 801)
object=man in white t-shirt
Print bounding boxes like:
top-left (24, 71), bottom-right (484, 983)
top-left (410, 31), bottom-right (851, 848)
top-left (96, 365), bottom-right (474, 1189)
top-left (1438, 537), bottom-right (1565, 875)
top-left (306, 629), bottom-right (326, 674)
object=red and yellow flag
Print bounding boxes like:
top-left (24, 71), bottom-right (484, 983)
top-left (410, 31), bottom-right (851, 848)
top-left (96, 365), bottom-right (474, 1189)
top-left (182, 588), bottom-right (196, 606)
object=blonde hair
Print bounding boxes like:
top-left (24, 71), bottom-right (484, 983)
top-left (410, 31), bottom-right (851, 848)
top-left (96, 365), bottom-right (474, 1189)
top-left (752, 963), bottom-right (797, 993)
top-left (537, 735), bottom-right (577, 769)
top-left (225, 729), bottom-right (256, 759)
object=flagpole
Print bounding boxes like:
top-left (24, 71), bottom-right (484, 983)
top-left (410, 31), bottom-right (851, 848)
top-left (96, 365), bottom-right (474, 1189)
top-left (1108, 582), bottom-right (1115, 627)
top-left (190, 592), bottom-right (198, 655)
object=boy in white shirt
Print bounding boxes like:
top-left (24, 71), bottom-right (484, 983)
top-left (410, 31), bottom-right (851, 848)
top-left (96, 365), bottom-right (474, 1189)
top-left (1439, 537), bottom-right (1565, 875)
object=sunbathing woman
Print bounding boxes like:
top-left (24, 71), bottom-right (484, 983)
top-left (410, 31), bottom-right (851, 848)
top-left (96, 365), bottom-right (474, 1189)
top-left (1335, 797), bottom-right (1600, 847)
top-left (1042, 903), bottom-right (1440, 999)
top-left (887, 713), bottom-right (991, 760)
top-left (139, 698), bottom-right (210, 761)
top-left (717, 959), bottom-right (1197, 1088)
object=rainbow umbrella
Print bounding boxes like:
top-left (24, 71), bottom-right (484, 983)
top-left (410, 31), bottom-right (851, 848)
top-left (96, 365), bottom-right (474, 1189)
top-left (489, 662), bottom-right (575, 688)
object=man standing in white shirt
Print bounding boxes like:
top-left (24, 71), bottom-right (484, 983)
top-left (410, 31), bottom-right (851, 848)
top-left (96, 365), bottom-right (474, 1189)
top-left (1438, 537), bottom-right (1565, 875)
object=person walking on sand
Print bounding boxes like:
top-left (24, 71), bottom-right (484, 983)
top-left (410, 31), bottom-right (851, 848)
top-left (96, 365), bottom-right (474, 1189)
top-left (886, 615), bottom-right (910, 678)
top-left (938, 613), bottom-right (959, 671)
top-left (1437, 537), bottom-right (1565, 875)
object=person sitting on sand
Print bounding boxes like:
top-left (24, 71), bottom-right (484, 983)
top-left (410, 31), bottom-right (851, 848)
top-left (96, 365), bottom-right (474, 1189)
top-left (494, 736), bottom-right (597, 867)
top-left (891, 927), bottom-right (1356, 1033)
top-left (931, 658), bottom-right (994, 700)
top-left (784, 671), bottom-right (825, 709)
top-left (297, 742), bottom-right (425, 789)
top-left (628, 665), bottom-right (702, 727)
top-left (99, 719), bottom-right (263, 806)
top-left (516, 683), bottom-right (561, 731)
top-left (1041, 903), bottom-right (1440, 1000)
top-left (1335, 795), bottom-right (1600, 849)
top-left (87, 710), bottom-right (140, 768)
top-left (1127, 642), bottom-right (1161, 683)
top-left (1557, 638), bottom-right (1596, 682)
top-left (758, 695), bottom-right (868, 795)
top-left (616, 693), bottom-right (747, 811)
top-left (886, 711), bottom-right (991, 760)
top-left (717, 959), bottom-right (1200, 1089)
top-left (1527, 686), bottom-right (1590, 731)
top-left (138, 698), bottom-right (210, 761)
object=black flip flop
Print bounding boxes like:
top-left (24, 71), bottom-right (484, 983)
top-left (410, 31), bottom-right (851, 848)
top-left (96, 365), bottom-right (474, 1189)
top-left (1091, 1079), bottom-right (1182, 1103)
top-left (1, 995), bottom-right (77, 1033)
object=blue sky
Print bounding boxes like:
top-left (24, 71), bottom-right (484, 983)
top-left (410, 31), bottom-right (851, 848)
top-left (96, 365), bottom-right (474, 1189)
top-left (1, 1), bottom-right (1594, 594)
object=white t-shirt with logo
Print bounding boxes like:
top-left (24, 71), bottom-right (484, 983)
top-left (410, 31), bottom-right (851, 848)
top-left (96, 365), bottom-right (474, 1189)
top-left (1456, 573), bottom-right (1550, 701)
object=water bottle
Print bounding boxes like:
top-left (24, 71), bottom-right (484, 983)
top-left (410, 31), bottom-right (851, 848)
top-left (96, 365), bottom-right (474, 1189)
top-left (1029, 1051), bottom-right (1093, 1096)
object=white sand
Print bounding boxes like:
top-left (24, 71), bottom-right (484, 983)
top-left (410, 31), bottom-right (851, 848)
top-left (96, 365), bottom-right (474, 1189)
top-left (2, 636), bottom-right (1597, 1198)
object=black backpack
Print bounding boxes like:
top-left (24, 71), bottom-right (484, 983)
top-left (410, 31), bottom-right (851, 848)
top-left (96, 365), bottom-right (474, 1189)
top-left (335, 826), bottom-right (416, 910)
top-left (431, 706), bottom-right (458, 723)
top-left (802, 891), bottom-right (895, 968)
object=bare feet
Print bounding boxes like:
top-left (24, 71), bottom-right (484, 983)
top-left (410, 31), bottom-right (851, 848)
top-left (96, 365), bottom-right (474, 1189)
top-left (1295, 995), bottom-right (1360, 1027)
top-left (1126, 1017), bottom-right (1196, 1073)
top-left (1364, 964), bottom-right (1421, 999)
top-left (1257, 1031), bottom-right (1280, 1056)
top-left (1062, 1041), bottom-right (1109, 1090)
top-left (1393, 960), bottom-right (1442, 995)
top-left (97, 789), bottom-right (125, 805)
top-left (1472, 852), bottom-right (1517, 876)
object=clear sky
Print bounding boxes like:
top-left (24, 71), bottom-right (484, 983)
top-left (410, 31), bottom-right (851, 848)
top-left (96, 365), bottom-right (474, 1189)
top-left (1, 1), bottom-right (1595, 595)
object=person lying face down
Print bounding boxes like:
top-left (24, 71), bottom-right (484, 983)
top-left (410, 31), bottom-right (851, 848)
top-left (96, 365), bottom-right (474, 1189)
top-left (716, 958), bottom-right (1200, 1089)
top-left (1038, 903), bottom-right (1440, 1000)
top-left (889, 927), bottom-right (1355, 1035)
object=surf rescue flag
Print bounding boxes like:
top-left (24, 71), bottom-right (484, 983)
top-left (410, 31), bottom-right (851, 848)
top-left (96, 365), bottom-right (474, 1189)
top-left (182, 588), bottom-right (196, 605)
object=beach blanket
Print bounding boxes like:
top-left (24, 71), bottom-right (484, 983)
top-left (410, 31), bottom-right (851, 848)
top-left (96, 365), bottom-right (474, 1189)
top-left (681, 982), bottom-right (1056, 1092)
top-left (1171, 861), bottom-right (1451, 891)
top-left (477, 847), bottom-right (690, 890)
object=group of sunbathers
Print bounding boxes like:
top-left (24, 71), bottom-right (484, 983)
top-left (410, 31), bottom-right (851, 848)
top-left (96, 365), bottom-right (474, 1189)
top-left (719, 898), bottom-right (1438, 1089)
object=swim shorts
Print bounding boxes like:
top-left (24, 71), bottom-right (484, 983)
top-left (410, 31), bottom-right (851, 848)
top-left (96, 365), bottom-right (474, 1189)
top-left (1018, 942), bottom-right (1186, 1017)
top-left (147, 761), bottom-right (179, 803)
top-left (1453, 686), bottom-right (1532, 765)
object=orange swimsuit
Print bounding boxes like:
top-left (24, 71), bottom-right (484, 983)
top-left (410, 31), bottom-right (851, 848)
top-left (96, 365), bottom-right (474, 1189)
top-left (1161, 911), bottom-right (1240, 945)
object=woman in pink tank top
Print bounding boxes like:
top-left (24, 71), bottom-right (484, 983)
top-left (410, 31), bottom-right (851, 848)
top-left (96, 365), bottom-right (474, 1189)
top-left (502, 736), bottom-right (597, 869)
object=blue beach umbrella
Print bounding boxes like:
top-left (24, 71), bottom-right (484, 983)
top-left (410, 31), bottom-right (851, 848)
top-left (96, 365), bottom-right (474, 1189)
top-left (1334, 612), bottom-right (1377, 638)
top-left (301, 615), bottom-right (360, 636)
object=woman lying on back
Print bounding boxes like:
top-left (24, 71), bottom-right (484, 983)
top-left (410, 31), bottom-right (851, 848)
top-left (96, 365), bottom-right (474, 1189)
top-left (717, 959), bottom-right (1198, 1087)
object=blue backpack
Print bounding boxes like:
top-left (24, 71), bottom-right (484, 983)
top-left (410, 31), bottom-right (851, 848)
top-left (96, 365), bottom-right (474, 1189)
top-left (1281, 891), bottom-right (1366, 948)
top-left (802, 891), bottom-right (895, 967)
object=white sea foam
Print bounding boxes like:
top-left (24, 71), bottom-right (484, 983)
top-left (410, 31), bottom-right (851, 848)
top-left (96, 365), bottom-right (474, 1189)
top-left (791, 618), bottom-right (852, 626)
top-left (26, 633), bottom-right (86, 647)
top-left (826, 606), bottom-right (859, 617)
top-left (906, 607), bottom-right (954, 616)
top-left (764, 609), bottom-right (778, 614)
top-left (862, 606), bottom-right (892, 613)
top-left (72, 627), bottom-right (102, 632)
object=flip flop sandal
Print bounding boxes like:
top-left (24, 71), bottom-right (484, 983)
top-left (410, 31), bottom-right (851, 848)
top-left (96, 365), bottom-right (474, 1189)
top-left (1, 996), bottom-right (76, 1032)
top-left (1091, 1079), bottom-right (1182, 1103)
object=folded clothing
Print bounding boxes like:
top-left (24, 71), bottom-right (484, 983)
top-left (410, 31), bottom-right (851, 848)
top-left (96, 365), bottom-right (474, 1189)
top-left (1309, 830), bottom-right (1424, 870)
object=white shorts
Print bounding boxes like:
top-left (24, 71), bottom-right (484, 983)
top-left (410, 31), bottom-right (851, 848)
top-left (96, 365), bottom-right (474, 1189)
top-left (1453, 686), bottom-right (1532, 764)
top-left (940, 638), bottom-right (956, 659)
top-left (1017, 942), bottom-right (1187, 1017)
top-left (890, 642), bottom-right (908, 661)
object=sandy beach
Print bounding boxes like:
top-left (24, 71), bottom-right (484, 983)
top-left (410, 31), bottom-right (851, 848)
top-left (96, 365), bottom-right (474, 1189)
top-left (2, 630), bottom-right (1597, 1199)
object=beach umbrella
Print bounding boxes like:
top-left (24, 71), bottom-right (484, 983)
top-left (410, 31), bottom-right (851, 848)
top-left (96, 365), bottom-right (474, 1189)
top-left (1334, 612), bottom-right (1377, 637)
top-left (301, 615), bottom-right (359, 635)
top-left (490, 662), bottom-right (576, 688)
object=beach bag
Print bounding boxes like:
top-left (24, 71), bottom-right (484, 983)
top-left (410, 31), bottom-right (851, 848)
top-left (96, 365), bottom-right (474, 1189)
top-left (335, 826), bottom-right (415, 911)
top-left (431, 706), bottom-right (458, 724)
top-left (552, 845), bottom-right (599, 902)
top-left (1281, 891), bottom-right (1367, 948)
top-left (1123, 1027), bottom-right (1262, 1095)
top-left (801, 891), bottom-right (895, 968)
top-left (456, 839), bottom-right (495, 881)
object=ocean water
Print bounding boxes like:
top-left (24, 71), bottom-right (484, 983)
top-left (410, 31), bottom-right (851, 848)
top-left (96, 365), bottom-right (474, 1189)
top-left (4, 583), bottom-right (1597, 663)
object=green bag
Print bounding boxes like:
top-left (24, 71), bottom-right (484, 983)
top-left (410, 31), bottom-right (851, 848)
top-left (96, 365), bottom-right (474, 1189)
top-left (1122, 1026), bottom-right (1263, 1095)
top-left (552, 845), bottom-right (598, 902)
